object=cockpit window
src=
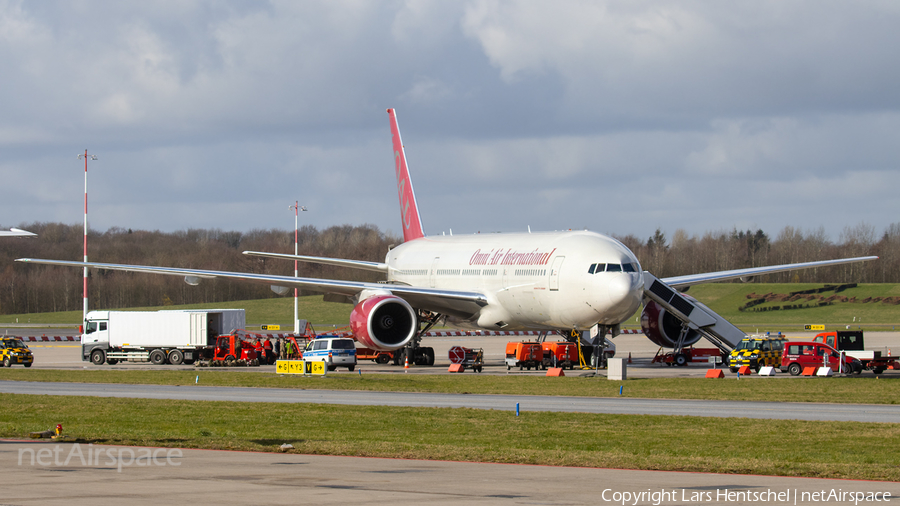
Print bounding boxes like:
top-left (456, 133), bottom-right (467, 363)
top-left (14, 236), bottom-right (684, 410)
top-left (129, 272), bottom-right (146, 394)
top-left (588, 263), bottom-right (637, 274)
top-left (590, 262), bottom-right (638, 274)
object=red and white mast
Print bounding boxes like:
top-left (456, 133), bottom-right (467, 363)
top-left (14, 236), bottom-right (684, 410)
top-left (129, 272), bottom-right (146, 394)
top-left (290, 201), bottom-right (307, 334)
top-left (77, 149), bottom-right (96, 322)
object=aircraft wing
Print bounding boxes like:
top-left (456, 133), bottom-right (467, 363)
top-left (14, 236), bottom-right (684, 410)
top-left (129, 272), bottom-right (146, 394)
top-left (659, 256), bottom-right (878, 290)
top-left (242, 251), bottom-right (389, 273)
top-left (0, 228), bottom-right (36, 237)
top-left (14, 258), bottom-right (487, 318)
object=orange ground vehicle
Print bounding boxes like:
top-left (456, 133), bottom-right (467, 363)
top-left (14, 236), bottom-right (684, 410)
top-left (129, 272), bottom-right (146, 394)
top-left (505, 342), bottom-right (543, 370)
top-left (812, 331), bottom-right (899, 374)
top-left (356, 347), bottom-right (395, 364)
top-left (211, 335), bottom-right (258, 363)
top-left (541, 341), bottom-right (578, 369)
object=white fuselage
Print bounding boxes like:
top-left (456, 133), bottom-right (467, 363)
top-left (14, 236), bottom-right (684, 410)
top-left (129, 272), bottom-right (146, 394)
top-left (386, 230), bottom-right (644, 331)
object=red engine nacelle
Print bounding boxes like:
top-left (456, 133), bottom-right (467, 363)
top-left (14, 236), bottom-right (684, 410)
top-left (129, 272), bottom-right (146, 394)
top-left (350, 294), bottom-right (417, 351)
top-left (640, 296), bottom-right (702, 349)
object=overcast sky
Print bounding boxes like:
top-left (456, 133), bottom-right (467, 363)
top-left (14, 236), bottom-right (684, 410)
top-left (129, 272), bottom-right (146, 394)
top-left (2, 1), bottom-right (898, 245)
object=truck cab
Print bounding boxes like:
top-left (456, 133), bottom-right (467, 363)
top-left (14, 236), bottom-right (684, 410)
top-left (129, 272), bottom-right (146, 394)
top-left (82, 311), bottom-right (115, 364)
top-left (813, 331), bottom-right (864, 352)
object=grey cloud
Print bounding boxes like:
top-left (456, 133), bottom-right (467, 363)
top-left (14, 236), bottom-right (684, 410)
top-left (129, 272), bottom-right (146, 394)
top-left (1, 1), bottom-right (899, 246)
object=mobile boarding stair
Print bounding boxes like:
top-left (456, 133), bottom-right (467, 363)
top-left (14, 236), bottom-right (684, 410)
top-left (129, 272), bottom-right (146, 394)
top-left (642, 273), bottom-right (746, 357)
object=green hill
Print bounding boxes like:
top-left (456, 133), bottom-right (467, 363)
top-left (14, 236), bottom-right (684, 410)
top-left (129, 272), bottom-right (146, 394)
top-left (687, 283), bottom-right (900, 329)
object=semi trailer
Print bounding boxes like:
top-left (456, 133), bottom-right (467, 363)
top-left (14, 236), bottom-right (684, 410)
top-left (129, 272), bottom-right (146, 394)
top-left (81, 309), bottom-right (245, 365)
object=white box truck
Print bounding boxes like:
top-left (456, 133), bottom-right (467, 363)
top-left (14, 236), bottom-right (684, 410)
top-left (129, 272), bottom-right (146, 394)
top-left (82, 309), bottom-right (245, 365)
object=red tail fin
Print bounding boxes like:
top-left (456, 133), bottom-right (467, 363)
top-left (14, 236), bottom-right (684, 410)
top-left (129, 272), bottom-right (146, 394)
top-left (387, 108), bottom-right (425, 242)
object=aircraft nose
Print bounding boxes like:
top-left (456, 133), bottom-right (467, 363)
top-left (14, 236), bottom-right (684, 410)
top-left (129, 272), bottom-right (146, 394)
top-left (607, 275), bottom-right (631, 303)
top-left (607, 272), bottom-right (643, 315)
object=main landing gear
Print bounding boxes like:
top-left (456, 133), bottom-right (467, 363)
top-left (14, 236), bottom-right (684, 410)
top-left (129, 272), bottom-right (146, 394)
top-left (391, 310), bottom-right (442, 367)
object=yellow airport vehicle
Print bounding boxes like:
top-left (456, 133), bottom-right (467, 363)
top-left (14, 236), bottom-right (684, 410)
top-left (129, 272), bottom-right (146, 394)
top-left (1, 337), bottom-right (34, 367)
top-left (728, 334), bottom-right (786, 373)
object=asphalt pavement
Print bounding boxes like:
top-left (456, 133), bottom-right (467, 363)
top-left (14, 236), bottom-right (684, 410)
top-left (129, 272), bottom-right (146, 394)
top-left (5, 440), bottom-right (898, 505)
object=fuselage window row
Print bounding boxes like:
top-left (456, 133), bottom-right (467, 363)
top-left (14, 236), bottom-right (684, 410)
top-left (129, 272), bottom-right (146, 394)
top-left (514, 269), bottom-right (548, 276)
top-left (399, 269), bottom-right (503, 276)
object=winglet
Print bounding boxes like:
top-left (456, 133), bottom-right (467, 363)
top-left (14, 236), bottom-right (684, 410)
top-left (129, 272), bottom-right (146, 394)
top-left (388, 108), bottom-right (425, 242)
top-left (0, 228), bottom-right (36, 237)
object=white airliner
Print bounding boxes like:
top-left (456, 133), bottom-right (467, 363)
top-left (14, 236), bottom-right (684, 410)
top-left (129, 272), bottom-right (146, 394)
top-left (17, 109), bottom-right (876, 364)
top-left (1, 228), bottom-right (36, 237)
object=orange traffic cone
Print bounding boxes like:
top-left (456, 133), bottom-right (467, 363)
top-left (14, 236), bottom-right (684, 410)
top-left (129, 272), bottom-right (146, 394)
top-left (627, 352), bottom-right (632, 364)
top-left (404, 354), bottom-right (409, 371)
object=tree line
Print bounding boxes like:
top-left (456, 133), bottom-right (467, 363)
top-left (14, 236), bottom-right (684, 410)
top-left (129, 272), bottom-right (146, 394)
top-left (0, 222), bottom-right (398, 315)
top-left (617, 222), bottom-right (891, 284)
top-left (0, 221), bottom-right (893, 315)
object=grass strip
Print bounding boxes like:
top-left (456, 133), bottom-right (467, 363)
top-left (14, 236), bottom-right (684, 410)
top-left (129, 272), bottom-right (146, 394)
top-left (1, 369), bottom-right (899, 404)
top-left (2, 393), bottom-right (897, 481)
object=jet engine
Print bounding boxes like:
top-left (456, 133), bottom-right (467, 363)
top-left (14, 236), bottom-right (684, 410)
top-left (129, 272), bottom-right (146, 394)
top-left (640, 296), bottom-right (702, 349)
top-left (350, 294), bottom-right (417, 351)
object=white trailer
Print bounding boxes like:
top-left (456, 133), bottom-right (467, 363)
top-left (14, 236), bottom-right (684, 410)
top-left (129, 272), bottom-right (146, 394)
top-left (82, 309), bottom-right (245, 365)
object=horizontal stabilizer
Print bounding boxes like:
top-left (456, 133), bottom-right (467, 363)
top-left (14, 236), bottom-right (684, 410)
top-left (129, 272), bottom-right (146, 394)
top-left (242, 251), bottom-right (388, 273)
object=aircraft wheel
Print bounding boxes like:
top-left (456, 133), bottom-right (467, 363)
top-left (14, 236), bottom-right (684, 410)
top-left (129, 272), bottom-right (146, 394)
top-left (674, 353), bottom-right (688, 367)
